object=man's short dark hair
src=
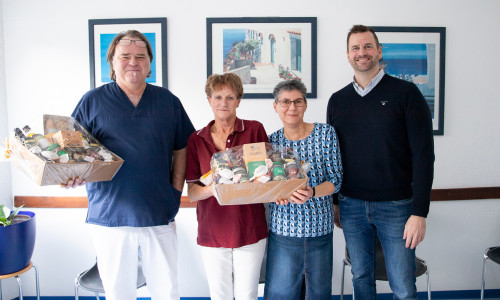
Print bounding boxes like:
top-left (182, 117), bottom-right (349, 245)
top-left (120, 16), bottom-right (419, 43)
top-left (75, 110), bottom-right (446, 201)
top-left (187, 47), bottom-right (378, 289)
top-left (347, 25), bottom-right (380, 51)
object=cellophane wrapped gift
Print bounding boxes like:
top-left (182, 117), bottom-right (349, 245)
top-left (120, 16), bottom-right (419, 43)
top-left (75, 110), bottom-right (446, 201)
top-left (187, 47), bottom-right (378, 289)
top-left (208, 142), bottom-right (308, 205)
top-left (7, 114), bottom-right (123, 186)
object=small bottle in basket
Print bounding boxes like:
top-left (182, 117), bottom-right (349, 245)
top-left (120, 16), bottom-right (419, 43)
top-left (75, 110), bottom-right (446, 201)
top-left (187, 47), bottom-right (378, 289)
top-left (13, 127), bottom-right (44, 158)
top-left (13, 128), bottom-right (27, 144)
top-left (22, 125), bottom-right (51, 151)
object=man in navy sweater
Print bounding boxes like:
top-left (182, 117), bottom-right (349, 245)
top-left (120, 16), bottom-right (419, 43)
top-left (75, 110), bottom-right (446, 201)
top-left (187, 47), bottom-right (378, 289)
top-left (327, 25), bottom-right (434, 299)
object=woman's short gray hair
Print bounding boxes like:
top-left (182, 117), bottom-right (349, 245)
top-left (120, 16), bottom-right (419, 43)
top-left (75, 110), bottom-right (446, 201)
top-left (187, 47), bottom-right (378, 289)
top-left (272, 79), bottom-right (307, 102)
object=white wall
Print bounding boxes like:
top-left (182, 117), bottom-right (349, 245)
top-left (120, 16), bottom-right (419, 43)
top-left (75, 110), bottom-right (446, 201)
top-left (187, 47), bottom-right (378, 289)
top-left (1, 0), bottom-right (500, 297)
top-left (0, 0), bottom-right (12, 208)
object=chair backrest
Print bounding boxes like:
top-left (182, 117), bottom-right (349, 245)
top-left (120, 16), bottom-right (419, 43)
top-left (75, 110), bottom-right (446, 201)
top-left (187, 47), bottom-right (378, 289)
top-left (486, 246), bottom-right (500, 265)
top-left (76, 261), bottom-right (146, 293)
top-left (345, 236), bottom-right (427, 280)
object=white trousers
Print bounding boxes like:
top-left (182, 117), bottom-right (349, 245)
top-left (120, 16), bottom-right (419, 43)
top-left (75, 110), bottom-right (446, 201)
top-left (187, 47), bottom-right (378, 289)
top-left (88, 223), bottom-right (179, 300)
top-left (200, 238), bottom-right (267, 300)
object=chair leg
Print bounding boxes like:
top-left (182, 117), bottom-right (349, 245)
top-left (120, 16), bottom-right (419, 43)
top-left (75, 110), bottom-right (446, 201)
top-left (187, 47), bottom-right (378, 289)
top-left (340, 260), bottom-right (346, 300)
top-left (480, 254), bottom-right (488, 300)
top-left (75, 283), bottom-right (79, 300)
top-left (15, 276), bottom-right (23, 300)
top-left (33, 264), bottom-right (40, 300)
top-left (426, 270), bottom-right (431, 300)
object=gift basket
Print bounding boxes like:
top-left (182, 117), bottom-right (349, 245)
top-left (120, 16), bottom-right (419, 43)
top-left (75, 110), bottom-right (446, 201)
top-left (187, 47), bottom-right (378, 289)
top-left (5, 115), bottom-right (123, 186)
top-left (206, 142), bottom-right (308, 205)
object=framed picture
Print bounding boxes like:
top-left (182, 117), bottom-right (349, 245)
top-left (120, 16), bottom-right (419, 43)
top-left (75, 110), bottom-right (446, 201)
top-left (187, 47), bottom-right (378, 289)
top-left (371, 26), bottom-right (446, 135)
top-left (207, 17), bottom-right (317, 99)
top-left (88, 18), bottom-right (167, 89)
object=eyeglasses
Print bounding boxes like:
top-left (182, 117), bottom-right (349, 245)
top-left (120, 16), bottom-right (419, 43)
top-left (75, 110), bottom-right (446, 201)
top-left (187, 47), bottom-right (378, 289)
top-left (276, 98), bottom-right (305, 107)
top-left (117, 39), bottom-right (147, 48)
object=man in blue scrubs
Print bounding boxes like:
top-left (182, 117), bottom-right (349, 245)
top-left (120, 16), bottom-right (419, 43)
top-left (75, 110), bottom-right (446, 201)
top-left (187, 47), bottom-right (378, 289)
top-left (70, 30), bottom-right (194, 300)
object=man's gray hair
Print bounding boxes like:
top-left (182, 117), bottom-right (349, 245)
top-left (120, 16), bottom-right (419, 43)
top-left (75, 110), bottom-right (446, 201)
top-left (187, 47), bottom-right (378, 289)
top-left (272, 79), bottom-right (307, 102)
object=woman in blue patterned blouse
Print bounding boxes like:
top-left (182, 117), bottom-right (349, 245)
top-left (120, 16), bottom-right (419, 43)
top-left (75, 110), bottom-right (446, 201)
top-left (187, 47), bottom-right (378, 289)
top-left (264, 79), bottom-right (343, 300)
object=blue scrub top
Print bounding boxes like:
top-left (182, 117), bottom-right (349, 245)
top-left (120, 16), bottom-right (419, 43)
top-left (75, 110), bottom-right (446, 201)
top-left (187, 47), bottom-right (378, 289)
top-left (72, 82), bottom-right (195, 227)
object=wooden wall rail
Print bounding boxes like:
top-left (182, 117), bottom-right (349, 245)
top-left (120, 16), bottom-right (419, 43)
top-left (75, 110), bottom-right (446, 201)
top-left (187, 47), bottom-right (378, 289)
top-left (14, 196), bottom-right (196, 208)
top-left (13, 187), bottom-right (500, 208)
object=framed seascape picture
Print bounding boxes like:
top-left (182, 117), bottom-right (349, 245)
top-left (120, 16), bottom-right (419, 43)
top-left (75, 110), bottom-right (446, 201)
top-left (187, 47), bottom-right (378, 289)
top-left (88, 18), bottom-right (167, 89)
top-left (207, 17), bottom-right (317, 99)
top-left (371, 26), bottom-right (446, 135)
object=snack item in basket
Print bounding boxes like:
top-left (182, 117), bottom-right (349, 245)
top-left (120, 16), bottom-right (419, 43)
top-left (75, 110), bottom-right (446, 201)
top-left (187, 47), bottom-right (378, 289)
top-left (200, 170), bottom-right (213, 186)
top-left (272, 161), bottom-right (286, 181)
top-left (94, 146), bottom-right (113, 161)
top-left (46, 130), bottom-right (83, 148)
top-left (242, 142), bottom-right (267, 178)
top-left (232, 166), bottom-right (249, 183)
top-left (250, 164), bottom-right (271, 183)
top-left (285, 160), bottom-right (300, 179)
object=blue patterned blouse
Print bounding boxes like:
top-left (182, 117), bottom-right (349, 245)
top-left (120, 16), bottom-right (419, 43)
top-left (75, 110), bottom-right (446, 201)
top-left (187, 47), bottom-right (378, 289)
top-left (268, 123), bottom-right (343, 238)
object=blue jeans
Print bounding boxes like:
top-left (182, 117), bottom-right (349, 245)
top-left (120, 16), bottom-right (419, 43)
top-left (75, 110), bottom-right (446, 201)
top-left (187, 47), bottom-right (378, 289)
top-left (264, 231), bottom-right (333, 300)
top-left (338, 194), bottom-right (417, 300)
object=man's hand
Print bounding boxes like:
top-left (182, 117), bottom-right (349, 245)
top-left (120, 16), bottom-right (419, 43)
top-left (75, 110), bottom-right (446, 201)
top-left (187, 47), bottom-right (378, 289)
top-left (61, 177), bottom-right (86, 189)
top-left (403, 215), bottom-right (426, 249)
top-left (333, 204), bottom-right (342, 228)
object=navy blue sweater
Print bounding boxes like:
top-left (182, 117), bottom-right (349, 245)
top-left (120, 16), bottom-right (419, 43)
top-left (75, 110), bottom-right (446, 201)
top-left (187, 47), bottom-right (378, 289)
top-left (327, 74), bottom-right (434, 217)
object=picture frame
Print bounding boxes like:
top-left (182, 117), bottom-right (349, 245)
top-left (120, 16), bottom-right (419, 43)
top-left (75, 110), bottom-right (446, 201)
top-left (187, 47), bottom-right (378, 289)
top-left (371, 26), bottom-right (446, 135)
top-left (88, 18), bottom-right (167, 89)
top-left (207, 17), bottom-right (317, 99)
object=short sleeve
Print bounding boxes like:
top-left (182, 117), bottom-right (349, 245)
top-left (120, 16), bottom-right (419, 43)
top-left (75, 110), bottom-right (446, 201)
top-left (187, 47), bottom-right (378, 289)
top-left (185, 133), bottom-right (202, 183)
top-left (173, 98), bottom-right (195, 150)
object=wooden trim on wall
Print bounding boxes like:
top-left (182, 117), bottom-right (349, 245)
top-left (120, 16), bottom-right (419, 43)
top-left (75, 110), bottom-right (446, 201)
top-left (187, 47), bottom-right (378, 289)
top-left (430, 187), bottom-right (500, 201)
top-left (14, 196), bottom-right (89, 208)
top-left (14, 187), bottom-right (500, 208)
top-left (15, 195), bottom-right (196, 208)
